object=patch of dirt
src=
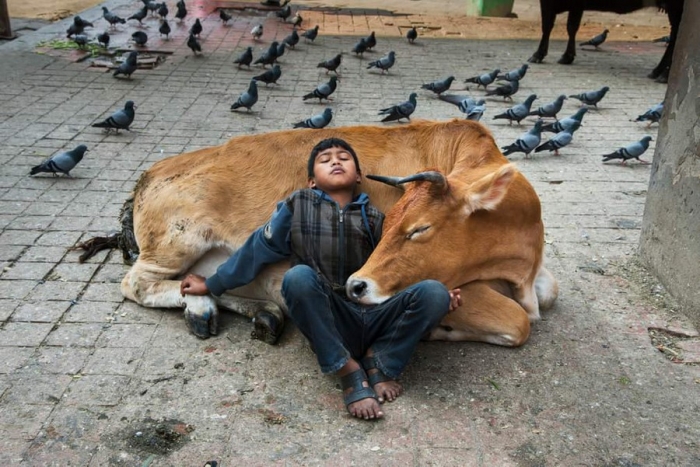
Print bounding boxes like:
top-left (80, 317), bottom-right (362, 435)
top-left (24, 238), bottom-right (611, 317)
top-left (108, 417), bottom-right (195, 456)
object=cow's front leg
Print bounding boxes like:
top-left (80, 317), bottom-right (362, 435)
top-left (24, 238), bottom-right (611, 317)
top-left (559, 9), bottom-right (583, 64)
top-left (183, 294), bottom-right (219, 338)
top-left (529, 4), bottom-right (556, 63)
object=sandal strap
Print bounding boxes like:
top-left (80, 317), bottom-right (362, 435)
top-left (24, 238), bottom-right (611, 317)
top-left (340, 368), bottom-right (378, 407)
top-left (361, 356), bottom-right (391, 387)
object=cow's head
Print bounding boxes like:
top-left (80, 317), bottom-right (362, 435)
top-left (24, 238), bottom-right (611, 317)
top-left (346, 163), bottom-right (536, 304)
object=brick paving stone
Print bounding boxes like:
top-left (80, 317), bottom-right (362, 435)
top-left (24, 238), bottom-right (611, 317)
top-left (0, 322), bottom-right (53, 346)
top-left (2, 371), bottom-right (72, 405)
top-left (95, 323), bottom-right (156, 348)
top-left (82, 347), bottom-right (144, 376)
top-left (0, 299), bottom-right (21, 322)
top-left (0, 402), bottom-right (54, 440)
top-left (44, 323), bottom-right (105, 348)
top-left (81, 282), bottom-right (124, 302)
top-left (29, 280), bottom-right (85, 302)
top-left (28, 346), bottom-right (92, 375)
top-left (0, 347), bottom-right (35, 373)
top-left (11, 301), bottom-right (69, 323)
top-left (63, 375), bottom-right (132, 406)
top-left (1, 261), bottom-right (55, 281)
top-left (63, 301), bottom-right (118, 323)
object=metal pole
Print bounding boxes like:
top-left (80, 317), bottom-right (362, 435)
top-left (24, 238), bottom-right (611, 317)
top-left (0, 0), bottom-right (14, 40)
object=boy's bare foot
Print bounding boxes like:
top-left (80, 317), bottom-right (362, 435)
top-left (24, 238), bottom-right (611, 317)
top-left (338, 360), bottom-right (384, 420)
top-left (362, 355), bottom-right (403, 403)
top-left (344, 381), bottom-right (384, 420)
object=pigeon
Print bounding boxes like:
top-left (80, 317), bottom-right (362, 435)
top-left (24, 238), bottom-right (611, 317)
top-left (352, 38), bottom-right (368, 57)
top-left (231, 80), bottom-right (259, 112)
top-left (485, 79), bottom-right (519, 101)
top-left (234, 47), bottom-right (253, 68)
top-left (464, 69), bottom-right (500, 89)
top-left (102, 7), bottom-right (126, 27)
top-left (528, 95), bottom-right (567, 119)
top-left (113, 51), bottom-right (138, 78)
top-left (302, 25), bottom-right (319, 42)
top-left (74, 16), bottom-right (94, 29)
top-left (187, 33), bottom-right (202, 55)
top-left (131, 31), bottom-right (148, 47)
top-left (67, 16), bottom-right (93, 37)
top-left (317, 54), bottom-right (342, 74)
top-left (303, 76), bottom-right (338, 102)
top-left (365, 31), bottom-right (376, 50)
top-left (146, 1), bottom-right (161, 16)
top-left (367, 51), bottom-right (395, 74)
top-left (159, 20), bottom-right (171, 39)
top-left (128, 7), bottom-right (148, 25)
top-left (275, 42), bottom-right (286, 61)
top-left (379, 92), bottom-right (417, 123)
top-left (635, 102), bottom-right (663, 127)
top-left (283, 28), bottom-right (299, 49)
top-left (421, 76), bottom-right (455, 96)
top-left (190, 18), bottom-right (203, 37)
top-left (581, 29), bottom-right (609, 49)
top-left (493, 94), bottom-right (538, 125)
top-left (653, 35), bottom-right (670, 44)
top-left (496, 64), bottom-right (528, 82)
top-left (97, 31), bottom-right (110, 48)
top-left (501, 119), bottom-right (544, 158)
top-left (276, 5), bottom-right (291, 21)
top-left (251, 24), bottom-right (263, 40)
top-left (30, 145), bottom-right (88, 177)
top-left (175, 2), bottom-right (187, 21)
top-left (535, 130), bottom-right (573, 156)
top-left (254, 41), bottom-right (279, 67)
top-left (219, 9), bottom-right (232, 24)
top-left (293, 108), bottom-right (333, 129)
top-left (569, 86), bottom-right (609, 107)
top-left (73, 34), bottom-right (89, 49)
top-left (253, 64), bottom-right (282, 86)
top-left (406, 27), bottom-right (418, 44)
top-left (602, 136), bottom-right (653, 165)
top-left (157, 2), bottom-right (168, 19)
top-left (438, 94), bottom-right (481, 118)
top-left (542, 108), bottom-right (587, 133)
top-left (290, 12), bottom-right (302, 28)
top-left (466, 100), bottom-right (486, 121)
top-left (91, 100), bottom-right (136, 133)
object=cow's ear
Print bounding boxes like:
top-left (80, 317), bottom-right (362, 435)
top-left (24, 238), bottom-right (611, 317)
top-left (464, 164), bottom-right (516, 213)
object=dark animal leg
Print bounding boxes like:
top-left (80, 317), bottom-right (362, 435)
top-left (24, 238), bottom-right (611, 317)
top-left (649, 0), bottom-right (683, 82)
top-left (529, 2), bottom-right (556, 63)
top-left (559, 9), bottom-right (583, 64)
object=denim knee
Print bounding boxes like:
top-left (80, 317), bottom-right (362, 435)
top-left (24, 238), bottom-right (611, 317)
top-left (411, 280), bottom-right (450, 315)
top-left (281, 265), bottom-right (318, 298)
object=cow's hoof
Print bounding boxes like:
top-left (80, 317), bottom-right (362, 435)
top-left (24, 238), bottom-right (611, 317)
top-left (557, 54), bottom-right (574, 65)
top-left (251, 310), bottom-right (284, 345)
top-left (184, 306), bottom-right (219, 339)
top-left (528, 53), bottom-right (544, 64)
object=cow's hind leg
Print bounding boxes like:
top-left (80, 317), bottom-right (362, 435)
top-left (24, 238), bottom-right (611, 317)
top-left (215, 296), bottom-right (284, 344)
top-left (529, 4), bottom-right (556, 63)
top-left (428, 282), bottom-right (531, 347)
top-left (559, 9), bottom-right (583, 64)
top-left (121, 259), bottom-right (219, 338)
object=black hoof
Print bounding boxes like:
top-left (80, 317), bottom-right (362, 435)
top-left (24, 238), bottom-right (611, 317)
top-left (251, 310), bottom-right (284, 345)
top-left (557, 54), bottom-right (575, 65)
top-left (528, 54), bottom-right (544, 64)
top-left (184, 308), bottom-right (218, 339)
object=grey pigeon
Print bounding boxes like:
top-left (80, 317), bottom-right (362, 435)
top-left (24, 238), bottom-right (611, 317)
top-left (175, 2), bottom-right (187, 21)
top-left (190, 18), bottom-right (203, 37)
top-left (131, 31), bottom-right (148, 47)
top-left (293, 108), bottom-right (333, 129)
top-left (466, 100), bottom-right (486, 121)
top-left (67, 16), bottom-right (92, 37)
top-left (635, 102), bottom-right (663, 127)
top-left (485, 79), bottom-right (519, 101)
top-left (219, 9), bottom-right (232, 23)
top-left (251, 24), bottom-right (263, 40)
top-left (438, 94), bottom-right (480, 118)
top-left (234, 47), bottom-right (253, 68)
top-left (73, 34), bottom-right (89, 49)
top-left (102, 7), bottom-right (126, 27)
top-left (493, 94), bottom-right (537, 125)
top-left (283, 28), bottom-right (299, 49)
top-left (569, 86), bottom-right (609, 107)
top-left (529, 95), bottom-right (567, 119)
top-left (367, 51), bottom-right (395, 74)
top-left (231, 80), bottom-right (259, 112)
top-left (302, 76), bottom-right (338, 102)
top-left (302, 25), bottom-right (319, 42)
top-left (158, 2), bottom-right (168, 19)
top-left (276, 5), bottom-right (291, 21)
top-left (317, 54), bottom-right (342, 74)
top-left (253, 64), bottom-right (282, 86)
top-left (464, 69), bottom-right (500, 89)
top-left (535, 130), bottom-right (573, 156)
top-left (421, 76), bottom-right (455, 96)
top-left (406, 27), bottom-right (417, 44)
top-left (145, 1), bottom-right (160, 16)
top-left (128, 7), bottom-right (148, 25)
top-left (352, 38), bottom-right (368, 56)
top-left (91, 100), bottom-right (136, 133)
top-left (97, 31), bottom-right (110, 48)
top-left (365, 31), bottom-right (376, 50)
top-left (254, 41), bottom-right (279, 67)
top-left (581, 29), bottom-right (609, 49)
top-left (30, 145), bottom-right (88, 177)
top-left (159, 20), bottom-right (171, 39)
top-left (275, 42), bottom-right (286, 62)
top-left (602, 136), bottom-right (652, 165)
top-left (542, 108), bottom-right (587, 133)
top-left (379, 92), bottom-right (417, 123)
top-left (113, 51), bottom-right (138, 79)
top-left (496, 64), bottom-right (528, 82)
top-left (187, 33), bottom-right (202, 55)
top-left (501, 119), bottom-right (543, 158)
top-left (290, 12), bottom-right (302, 28)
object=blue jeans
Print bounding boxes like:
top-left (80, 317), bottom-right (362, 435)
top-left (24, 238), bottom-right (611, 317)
top-left (281, 264), bottom-right (450, 378)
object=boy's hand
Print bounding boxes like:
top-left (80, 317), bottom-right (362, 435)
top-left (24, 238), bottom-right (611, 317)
top-left (180, 274), bottom-right (209, 296)
top-left (448, 288), bottom-right (462, 312)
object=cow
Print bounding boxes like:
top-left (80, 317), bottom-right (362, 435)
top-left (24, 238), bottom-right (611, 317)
top-left (76, 119), bottom-right (558, 347)
top-left (528, 0), bottom-right (684, 82)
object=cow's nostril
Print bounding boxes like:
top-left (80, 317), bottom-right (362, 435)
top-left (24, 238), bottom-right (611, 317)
top-left (351, 281), bottom-right (367, 298)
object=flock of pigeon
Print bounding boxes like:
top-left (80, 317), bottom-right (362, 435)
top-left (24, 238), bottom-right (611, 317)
top-left (30, 8), bottom-right (665, 177)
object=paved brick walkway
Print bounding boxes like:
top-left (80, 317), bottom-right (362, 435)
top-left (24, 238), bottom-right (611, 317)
top-left (1, 2), bottom-right (699, 466)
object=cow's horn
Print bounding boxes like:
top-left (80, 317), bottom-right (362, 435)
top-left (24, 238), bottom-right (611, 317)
top-left (366, 174), bottom-right (404, 188)
top-left (367, 171), bottom-right (447, 190)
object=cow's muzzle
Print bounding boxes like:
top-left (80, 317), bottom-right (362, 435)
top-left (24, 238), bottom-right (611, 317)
top-left (347, 278), bottom-right (368, 301)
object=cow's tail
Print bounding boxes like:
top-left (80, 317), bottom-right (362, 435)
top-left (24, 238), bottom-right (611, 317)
top-left (73, 196), bottom-right (140, 264)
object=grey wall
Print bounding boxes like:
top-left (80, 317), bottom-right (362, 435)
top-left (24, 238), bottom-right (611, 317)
top-left (640, 0), bottom-right (700, 327)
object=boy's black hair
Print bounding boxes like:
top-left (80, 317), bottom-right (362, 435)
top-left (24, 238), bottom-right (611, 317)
top-left (307, 138), bottom-right (361, 178)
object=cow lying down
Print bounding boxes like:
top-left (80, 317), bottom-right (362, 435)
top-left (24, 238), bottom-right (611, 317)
top-left (77, 119), bottom-right (559, 346)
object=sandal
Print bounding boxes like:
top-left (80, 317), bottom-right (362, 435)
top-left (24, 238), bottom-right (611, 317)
top-left (340, 367), bottom-right (378, 409)
top-left (361, 356), bottom-right (391, 387)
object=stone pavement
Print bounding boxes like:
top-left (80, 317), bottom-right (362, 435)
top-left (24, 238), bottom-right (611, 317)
top-left (1, 1), bottom-right (700, 466)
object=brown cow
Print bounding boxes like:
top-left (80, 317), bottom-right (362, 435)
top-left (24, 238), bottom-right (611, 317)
top-left (77, 119), bottom-right (558, 345)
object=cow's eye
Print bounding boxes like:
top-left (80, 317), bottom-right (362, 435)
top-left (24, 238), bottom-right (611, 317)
top-left (406, 225), bottom-right (430, 240)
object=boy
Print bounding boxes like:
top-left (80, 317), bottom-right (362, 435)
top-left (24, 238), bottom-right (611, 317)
top-left (181, 138), bottom-right (461, 420)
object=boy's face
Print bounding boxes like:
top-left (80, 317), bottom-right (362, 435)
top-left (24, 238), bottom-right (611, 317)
top-left (309, 146), bottom-right (361, 192)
